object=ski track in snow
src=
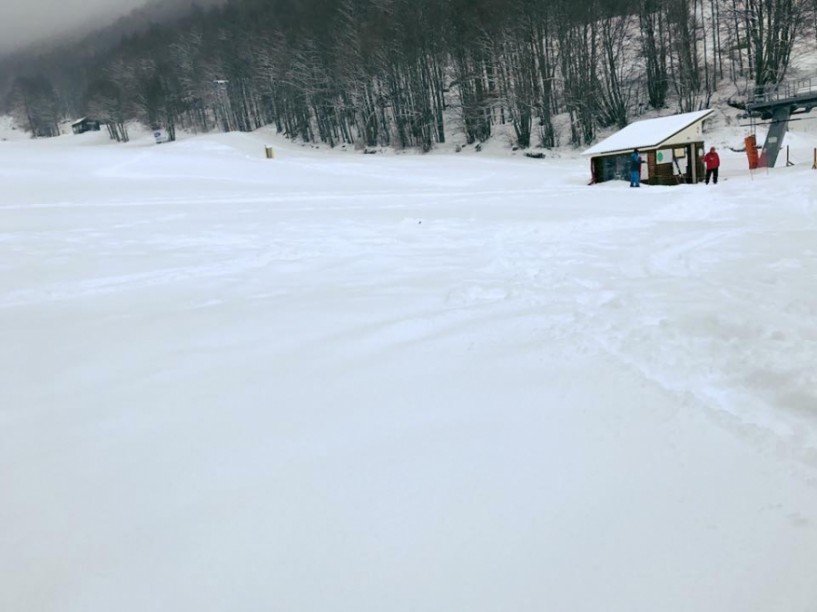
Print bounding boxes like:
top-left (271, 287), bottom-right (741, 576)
top-left (2, 138), bottom-right (816, 451)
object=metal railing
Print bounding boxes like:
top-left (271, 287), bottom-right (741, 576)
top-left (750, 77), bottom-right (817, 106)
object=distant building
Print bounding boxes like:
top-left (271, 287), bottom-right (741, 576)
top-left (583, 110), bottom-right (714, 185)
top-left (71, 118), bottom-right (101, 135)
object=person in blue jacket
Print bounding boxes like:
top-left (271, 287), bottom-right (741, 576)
top-left (630, 149), bottom-right (643, 187)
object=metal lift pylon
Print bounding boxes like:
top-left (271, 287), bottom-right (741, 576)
top-left (746, 77), bottom-right (817, 168)
top-left (759, 106), bottom-right (791, 168)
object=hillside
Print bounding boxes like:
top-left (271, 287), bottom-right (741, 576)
top-left (3, 0), bottom-right (817, 155)
top-left (0, 0), bottom-right (225, 105)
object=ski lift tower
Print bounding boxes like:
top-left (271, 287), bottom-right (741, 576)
top-left (747, 78), bottom-right (817, 167)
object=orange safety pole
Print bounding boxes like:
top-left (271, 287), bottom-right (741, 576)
top-left (745, 135), bottom-right (759, 170)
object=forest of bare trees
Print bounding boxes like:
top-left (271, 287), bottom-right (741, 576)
top-left (2, 0), bottom-right (816, 149)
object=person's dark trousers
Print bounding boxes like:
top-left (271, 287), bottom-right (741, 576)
top-left (705, 168), bottom-right (719, 184)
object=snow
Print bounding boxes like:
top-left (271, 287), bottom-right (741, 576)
top-left (0, 115), bottom-right (30, 142)
top-left (583, 109), bottom-right (714, 156)
top-left (2, 125), bottom-right (817, 612)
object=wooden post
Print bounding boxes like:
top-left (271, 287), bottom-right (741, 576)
top-left (787, 145), bottom-right (794, 167)
top-left (265, 146), bottom-right (275, 159)
top-left (690, 144), bottom-right (697, 184)
top-left (813, 148), bottom-right (816, 170)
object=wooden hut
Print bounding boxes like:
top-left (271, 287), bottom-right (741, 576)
top-left (71, 117), bottom-right (101, 135)
top-left (583, 109), bottom-right (713, 186)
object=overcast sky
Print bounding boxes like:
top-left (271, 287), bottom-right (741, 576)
top-left (0, 0), bottom-right (150, 54)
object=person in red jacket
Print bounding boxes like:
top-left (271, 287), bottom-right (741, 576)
top-left (704, 146), bottom-right (720, 185)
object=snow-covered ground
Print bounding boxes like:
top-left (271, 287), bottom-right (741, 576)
top-left (2, 126), bottom-right (817, 612)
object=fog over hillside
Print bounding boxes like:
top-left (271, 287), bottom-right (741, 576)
top-left (0, 0), bottom-right (224, 56)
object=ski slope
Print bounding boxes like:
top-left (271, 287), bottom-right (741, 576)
top-left (2, 128), bottom-right (817, 612)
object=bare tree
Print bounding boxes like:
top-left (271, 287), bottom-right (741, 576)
top-left (9, 76), bottom-right (61, 137)
top-left (84, 77), bottom-right (130, 142)
top-left (640, 0), bottom-right (670, 108)
top-left (743, 0), bottom-right (808, 88)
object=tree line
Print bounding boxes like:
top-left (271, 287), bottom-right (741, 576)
top-left (2, 0), bottom-right (815, 148)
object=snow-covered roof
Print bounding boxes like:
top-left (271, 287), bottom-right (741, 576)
top-left (71, 117), bottom-right (88, 126)
top-left (582, 109), bottom-right (714, 157)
